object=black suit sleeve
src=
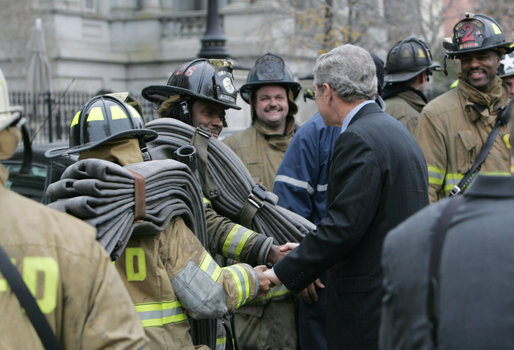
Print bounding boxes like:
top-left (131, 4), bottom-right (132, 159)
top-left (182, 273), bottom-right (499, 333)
top-left (274, 129), bottom-right (382, 292)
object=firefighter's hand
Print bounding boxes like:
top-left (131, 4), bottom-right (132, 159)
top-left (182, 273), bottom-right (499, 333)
top-left (296, 278), bottom-right (325, 304)
top-left (267, 242), bottom-right (299, 265)
top-left (254, 265), bottom-right (273, 296)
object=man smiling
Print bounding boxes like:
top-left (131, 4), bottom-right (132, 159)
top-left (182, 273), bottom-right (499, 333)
top-left (414, 13), bottom-right (514, 202)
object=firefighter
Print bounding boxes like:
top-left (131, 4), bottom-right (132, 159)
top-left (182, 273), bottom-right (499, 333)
top-left (47, 94), bottom-right (271, 349)
top-left (221, 53), bottom-right (301, 350)
top-left (498, 51), bottom-right (514, 98)
top-left (382, 37), bottom-right (441, 133)
top-left (0, 71), bottom-right (148, 348)
top-left (414, 13), bottom-right (514, 202)
top-left (142, 58), bottom-right (288, 349)
top-left (222, 53), bottom-right (301, 191)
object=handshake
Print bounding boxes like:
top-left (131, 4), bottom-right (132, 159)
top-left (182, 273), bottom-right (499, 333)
top-left (252, 242), bottom-right (324, 303)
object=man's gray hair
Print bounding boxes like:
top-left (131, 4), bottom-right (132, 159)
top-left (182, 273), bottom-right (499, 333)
top-left (313, 44), bottom-right (377, 102)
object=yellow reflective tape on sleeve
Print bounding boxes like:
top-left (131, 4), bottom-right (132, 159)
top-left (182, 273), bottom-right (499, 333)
top-left (134, 300), bottom-right (187, 328)
top-left (222, 224), bottom-right (253, 260)
top-left (442, 172), bottom-right (463, 192)
top-left (203, 197), bottom-right (211, 205)
top-left (70, 111), bottom-right (81, 127)
top-left (252, 284), bottom-right (290, 302)
top-left (223, 264), bottom-right (250, 308)
top-left (110, 105), bottom-right (129, 120)
top-left (216, 337), bottom-right (227, 350)
top-left (86, 106), bottom-right (104, 121)
top-left (428, 164), bottom-right (446, 186)
top-left (199, 252), bottom-right (222, 282)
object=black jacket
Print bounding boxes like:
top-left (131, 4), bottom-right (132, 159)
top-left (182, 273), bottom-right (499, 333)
top-left (274, 102), bottom-right (429, 350)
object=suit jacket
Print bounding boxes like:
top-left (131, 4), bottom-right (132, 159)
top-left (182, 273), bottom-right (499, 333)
top-left (380, 175), bottom-right (514, 350)
top-left (274, 102), bottom-right (429, 350)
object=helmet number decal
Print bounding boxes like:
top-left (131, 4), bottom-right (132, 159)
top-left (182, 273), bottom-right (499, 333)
top-left (461, 23), bottom-right (475, 43)
top-left (185, 66), bottom-right (197, 77)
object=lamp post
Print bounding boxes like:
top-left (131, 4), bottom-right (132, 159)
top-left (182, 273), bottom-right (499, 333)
top-left (198, 0), bottom-right (230, 59)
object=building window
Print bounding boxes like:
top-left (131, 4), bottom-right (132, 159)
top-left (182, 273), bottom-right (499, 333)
top-left (83, 0), bottom-right (96, 12)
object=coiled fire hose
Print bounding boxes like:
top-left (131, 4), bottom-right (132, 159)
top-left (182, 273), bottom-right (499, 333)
top-left (146, 118), bottom-right (315, 245)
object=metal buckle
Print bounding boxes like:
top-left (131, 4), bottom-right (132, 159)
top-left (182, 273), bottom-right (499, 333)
top-left (449, 185), bottom-right (461, 196)
top-left (247, 193), bottom-right (263, 209)
top-left (195, 125), bottom-right (212, 139)
top-left (251, 183), bottom-right (267, 201)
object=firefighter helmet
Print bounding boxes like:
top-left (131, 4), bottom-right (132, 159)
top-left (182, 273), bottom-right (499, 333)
top-left (0, 68), bottom-right (23, 132)
top-left (385, 37), bottom-right (440, 83)
top-left (443, 13), bottom-right (514, 58)
top-left (46, 94), bottom-right (157, 158)
top-left (239, 53), bottom-right (301, 104)
top-left (498, 51), bottom-right (514, 78)
top-left (142, 58), bottom-right (240, 110)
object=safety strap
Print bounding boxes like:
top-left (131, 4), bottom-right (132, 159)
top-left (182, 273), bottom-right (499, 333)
top-left (451, 102), bottom-right (511, 196)
top-left (426, 195), bottom-right (466, 347)
top-left (0, 245), bottom-right (63, 350)
top-left (127, 169), bottom-right (146, 221)
top-left (239, 184), bottom-right (267, 228)
top-left (190, 126), bottom-right (221, 199)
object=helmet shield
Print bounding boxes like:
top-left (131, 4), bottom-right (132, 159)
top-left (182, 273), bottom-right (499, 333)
top-left (385, 37), bottom-right (441, 83)
top-left (498, 52), bottom-right (514, 78)
top-left (142, 59), bottom-right (241, 110)
top-left (46, 95), bottom-right (157, 158)
top-left (443, 13), bottom-right (514, 58)
top-left (239, 53), bottom-right (301, 103)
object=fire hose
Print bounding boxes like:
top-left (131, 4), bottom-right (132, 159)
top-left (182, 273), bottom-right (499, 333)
top-left (46, 158), bottom-right (208, 260)
top-left (146, 118), bottom-right (315, 245)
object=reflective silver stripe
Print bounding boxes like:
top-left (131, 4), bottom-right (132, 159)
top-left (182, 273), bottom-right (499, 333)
top-left (135, 300), bottom-right (186, 327)
top-left (316, 183), bottom-right (328, 192)
top-left (275, 175), bottom-right (314, 195)
top-left (223, 265), bottom-right (249, 307)
top-left (223, 224), bottom-right (252, 259)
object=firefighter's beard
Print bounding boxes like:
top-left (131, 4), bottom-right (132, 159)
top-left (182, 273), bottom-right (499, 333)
top-left (0, 126), bottom-right (21, 160)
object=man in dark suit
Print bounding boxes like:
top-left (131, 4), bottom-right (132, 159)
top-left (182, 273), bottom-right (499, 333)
top-left (264, 44), bottom-right (429, 350)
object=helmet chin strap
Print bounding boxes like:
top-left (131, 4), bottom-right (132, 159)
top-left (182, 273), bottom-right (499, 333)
top-left (138, 138), bottom-right (152, 162)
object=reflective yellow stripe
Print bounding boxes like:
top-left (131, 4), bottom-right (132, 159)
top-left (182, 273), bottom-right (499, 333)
top-left (110, 105), bottom-right (129, 120)
top-left (135, 300), bottom-right (186, 328)
top-left (86, 107), bottom-right (104, 121)
top-left (503, 134), bottom-right (511, 149)
top-left (480, 171), bottom-right (511, 176)
top-left (490, 22), bottom-right (502, 35)
top-left (428, 165), bottom-right (445, 186)
top-left (222, 224), bottom-right (253, 260)
top-left (216, 336), bottom-right (227, 350)
top-left (199, 252), bottom-right (222, 282)
top-left (203, 197), bottom-right (211, 205)
top-left (223, 264), bottom-right (250, 308)
top-left (252, 284), bottom-right (290, 302)
top-left (70, 111), bottom-right (81, 127)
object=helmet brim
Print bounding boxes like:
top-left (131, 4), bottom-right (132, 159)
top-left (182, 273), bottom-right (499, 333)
top-left (0, 106), bottom-right (23, 131)
top-left (142, 85), bottom-right (242, 110)
top-left (45, 129), bottom-right (158, 159)
top-left (239, 81), bottom-right (302, 104)
top-left (445, 41), bottom-right (514, 58)
top-left (384, 63), bottom-right (441, 83)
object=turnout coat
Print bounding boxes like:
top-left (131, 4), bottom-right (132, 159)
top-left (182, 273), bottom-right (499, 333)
top-left (274, 102), bottom-right (429, 349)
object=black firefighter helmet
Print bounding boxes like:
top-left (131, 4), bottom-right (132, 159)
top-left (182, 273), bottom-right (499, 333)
top-left (141, 58), bottom-right (241, 111)
top-left (385, 37), bottom-right (440, 83)
top-left (443, 13), bottom-right (514, 59)
top-left (239, 53), bottom-right (302, 104)
top-left (46, 94), bottom-right (157, 159)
